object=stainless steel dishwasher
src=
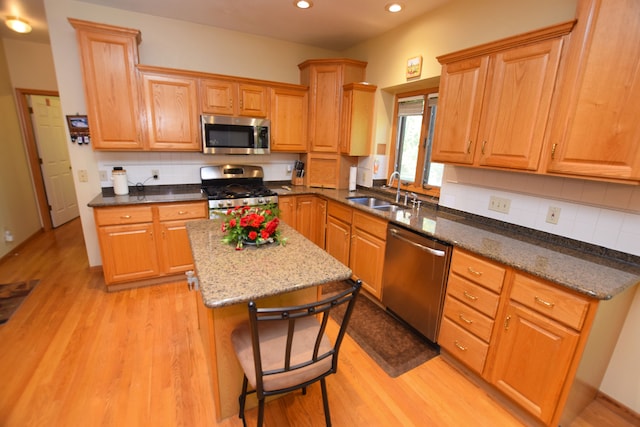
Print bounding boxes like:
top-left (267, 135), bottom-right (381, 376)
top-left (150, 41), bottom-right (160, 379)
top-left (382, 225), bottom-right (452, 343)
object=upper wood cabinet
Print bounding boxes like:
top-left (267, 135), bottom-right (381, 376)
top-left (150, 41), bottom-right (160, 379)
top-left (270, 86), bottom-right (308, 152)
top-left (340, 83), bottom-right (377, 156)
top-left (69, 18), bottom-right (144, 150)
top-left (545, 0), bottom-right (640, 182)
top-left (432, 22), bottom-right (574, 171)
top-left (299, 59), bottom-right (368, 153)
top-left (139, 67), bottom-right (200, 151)
top-left (200, 78), bottom-right (269, 118)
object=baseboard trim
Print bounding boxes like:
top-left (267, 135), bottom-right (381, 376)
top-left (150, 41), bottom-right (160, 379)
top-left (595, 392), bottom-right (640, 425)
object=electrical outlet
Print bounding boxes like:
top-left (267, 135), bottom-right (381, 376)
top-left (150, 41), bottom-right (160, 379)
top-left (99, 170), bottom-right (107, 181)
top-left (489, 195), bottom-right (511, 214)
top-left (546, 206), bottom-right (561, 224)
top-left (78, 169), bottom-right (88, 183)
top-left (286, 164), bottom-right (292, 173)
top-left (152, 169), bottom-right (159, 180)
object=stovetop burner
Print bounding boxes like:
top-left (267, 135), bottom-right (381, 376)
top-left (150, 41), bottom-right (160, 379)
top-left (200, 165), bottom-right (279, 213)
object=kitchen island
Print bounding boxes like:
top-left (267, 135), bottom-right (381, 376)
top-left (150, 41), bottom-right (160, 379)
top-left (185, 219), bottom-right (351, 421)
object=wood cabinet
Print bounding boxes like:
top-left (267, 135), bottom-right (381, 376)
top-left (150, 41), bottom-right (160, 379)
top-left (139, 67), bottom-right (200, 151)
top-left (545, 0), bottom-right (640, 182)
top-left (340, 83), bottom-right (376, 156)
top-left (350, 210), bottom-right (386, 299)
top-left (278, 195), bottom-right (326, 248)
top-left (325, 201), bottom-right (352, 267)
top-left (432, 22), bottom-right (573, 171)
top-left (439, 249), bottom-right (506, 375)
top-left (270, 86), bottom-right (308, 152)
top-left (489, 272), bottom-right (592, 426)
top-left (302, 152), bottom-right (357, 189)
top-left (94, 201), bottom-right (207, 287)
top-left (440, 248), bottom-right (599, 427)
top-left (200, 78), bottom-right (269, 118)
top-left (69, 18), bottom-right (144, 150)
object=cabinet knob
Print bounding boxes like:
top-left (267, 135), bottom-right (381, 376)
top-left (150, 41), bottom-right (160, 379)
top-left (454, 340), bottom-right (468, 351)
top-left (481, 140), bottom-right (487, 155)
top-left (551, 143), bottom-right (557, 160)
top-left (467, 140), bottom-right (472, 154)
top-left (504, 315), bottom-right (511, 330)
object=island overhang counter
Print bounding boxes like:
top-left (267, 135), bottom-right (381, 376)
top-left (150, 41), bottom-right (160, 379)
top-left (186, 219), bottom-right (352, 421)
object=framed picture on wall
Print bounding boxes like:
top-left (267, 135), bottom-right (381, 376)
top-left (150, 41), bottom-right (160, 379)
top-left (406, 56), bottom-right (422, 79)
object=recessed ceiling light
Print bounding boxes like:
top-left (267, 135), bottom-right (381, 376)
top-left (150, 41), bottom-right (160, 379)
top-left (5, 16), bottom-right (32, 34)
top-left (295, 0), bottom-right (313, 9)
top-left (385, 3), bottom-right (404, 13)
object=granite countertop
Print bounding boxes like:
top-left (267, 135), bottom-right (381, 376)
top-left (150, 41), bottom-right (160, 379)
top-left (186, 219), bottom-right (352, 308)
top-left (89, 183), bottom-right (640, 300)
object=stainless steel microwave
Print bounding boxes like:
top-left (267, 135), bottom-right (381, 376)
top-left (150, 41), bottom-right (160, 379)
top-left (201, 115), bottom-right (270, 155)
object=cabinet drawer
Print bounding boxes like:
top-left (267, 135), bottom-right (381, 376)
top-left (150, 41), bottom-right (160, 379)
top-left (447, 274), bottom-right (500, 318)
top-left (352, 210), bottom-right (387, 240)
top-left (157, 202), bottom-right (206, 221)
top-left (450, 249), bottom-right (506, 293)
top-left (94, 206), bottom-right (153, 226)
top-left (439, 317), bottom-right (488, 375)
top-left (510, 273), bottom-right (590, 331)
top-left (443, 296), bottom-right (495, 342)
top-left (327, 201), bottom-right (352, 223)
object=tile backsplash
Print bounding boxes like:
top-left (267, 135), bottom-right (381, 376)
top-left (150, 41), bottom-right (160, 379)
top-left (440, 166), bottom-right (640, 256)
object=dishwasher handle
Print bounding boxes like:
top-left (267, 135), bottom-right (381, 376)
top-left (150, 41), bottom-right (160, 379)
top-left (389, 228), bottom-right (446, 257)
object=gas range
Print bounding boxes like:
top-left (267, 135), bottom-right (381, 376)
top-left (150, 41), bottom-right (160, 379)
top-left (200, 165), bottom-right (278, 215)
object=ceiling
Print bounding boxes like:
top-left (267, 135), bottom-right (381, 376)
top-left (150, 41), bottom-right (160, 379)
top-left (1, 0), bottom-right (449, 50)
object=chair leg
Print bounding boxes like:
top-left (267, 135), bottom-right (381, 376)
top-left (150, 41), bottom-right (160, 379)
top-left (302, 386), bottom-right (307, 395)
top-left (320, 378), bottom-right (332, 427)
top-left (257, 398), bottom-right (265, 427)
top-left (239, 375), bottom-right (248, 425)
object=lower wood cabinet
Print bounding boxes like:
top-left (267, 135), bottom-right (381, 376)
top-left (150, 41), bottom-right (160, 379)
top-left (94, 201), bottom-right (207, 287)
top-left (278, 195), bottom-right (326, 248)
top-left (440, 248), bottom-right (599, 427)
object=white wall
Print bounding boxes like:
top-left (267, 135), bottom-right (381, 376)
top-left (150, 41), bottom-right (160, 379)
top-left (3, 39), bottom-right (58, 90)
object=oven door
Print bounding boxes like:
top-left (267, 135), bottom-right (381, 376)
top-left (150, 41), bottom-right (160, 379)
top-left (201, 115), bottom-right (270, 155)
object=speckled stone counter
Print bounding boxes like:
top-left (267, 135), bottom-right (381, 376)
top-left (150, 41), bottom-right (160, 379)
top-left (276, 185), bottom-right (640, 300)
top-left (186, 219), bottom-right (351, 307)
top-left (87, 184), bottom-right (205, 207)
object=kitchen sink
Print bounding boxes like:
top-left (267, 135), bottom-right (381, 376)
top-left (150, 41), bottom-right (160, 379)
top-left (347, 197), bottom-right (393, 208)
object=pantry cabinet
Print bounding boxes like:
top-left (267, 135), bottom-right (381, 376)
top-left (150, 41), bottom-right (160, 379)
top-left (200, 78), bottom-right (269, 118)
top-left (139, 67), bottom-right (201, 151)
top-left (270, 86), bottom-right (309, 152)
top-left (545, 0), bottom-right (640, 182)
top-left (69, 18), bottom-right (144, 150)
top-left (432, 22), bottom-right (572, 170)
top-left (94, 201), bottom-right (207, 287)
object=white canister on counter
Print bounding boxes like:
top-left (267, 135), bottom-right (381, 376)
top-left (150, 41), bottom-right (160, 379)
top-left (349, 165), bottom-right (357, 192)
top-left (112, 169), bottom-right (129, 195)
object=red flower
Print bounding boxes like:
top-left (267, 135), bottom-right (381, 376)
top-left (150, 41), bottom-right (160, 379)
top-left (248, 231), bottom-right (258, 241)
top-left (260, 230), bottom-right (270, 239)
top-left (229, 218), bottom-right (236, 227)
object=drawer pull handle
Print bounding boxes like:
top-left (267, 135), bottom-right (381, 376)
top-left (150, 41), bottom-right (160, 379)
top-left (535, 296), bottom-right (555, 308)
top-left (466, 140), bottom-right (472, 154)
top-left (463, 291), bottom-right (478, 301)
top-left (459, 314), bottom-right (473, 324)
top-left (120, 215), bottom-right (132, 219)
top-left (178, 211), bottom-right (188, 215)
top-left (454, 340), bottom-right (467, 351)
top-left (467, 267), bottom-right (482, 276)
top-left (504, 315), bottom-right (511, 330)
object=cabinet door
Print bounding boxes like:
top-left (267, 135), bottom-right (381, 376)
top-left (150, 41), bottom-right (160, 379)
top-left (546, 0), bottom-right (640, 181)
top-left (477, 38), bottom-right (563, 170)
top-left (350, 228), bottom-right (385, 299)
top-left (295, 196), bottom-right (315, 241)
top-left (313, 198), bottom-right (327, 249)
top-left (200, 78), bottom-right (235, 115)
top-left (158, 220), bottom-right (195, 274)
top-left (141, 72), bottom-right (200, 151)
top-left (70, 19), bottom-right (144, 150)
top-left (308, 64), bottom-right (342, 152)
top-left (98, 223), bottom-right (160, 284)
top-left (490, 302), bottom-right (579, 424)
top-left (270, 87), bottom-right (308, 152)
top-left (278, 196), bottom-right (296, 227)
top-left (325, 216), bottom-right (351, 267)
top-left (431, 56), bottom-right (488, 164)
top-left (237, 83), bottom-right (269, 118)
top-left (340, 84), bottom-right (376, 156)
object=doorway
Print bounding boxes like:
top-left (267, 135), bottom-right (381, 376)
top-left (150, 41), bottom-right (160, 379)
top-left (15, 89), bottom-right (79, 230)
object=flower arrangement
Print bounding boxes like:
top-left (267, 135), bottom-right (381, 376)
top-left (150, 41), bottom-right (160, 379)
top-left (220, 204), bottom-right (285, 250)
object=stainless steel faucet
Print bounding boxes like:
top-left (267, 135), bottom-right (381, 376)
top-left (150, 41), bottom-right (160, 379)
top-left (387, 170), bottom-right (401, 203)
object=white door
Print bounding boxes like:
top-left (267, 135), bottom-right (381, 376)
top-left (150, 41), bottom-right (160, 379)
top-left (30, 95), bottom-right (79, 227)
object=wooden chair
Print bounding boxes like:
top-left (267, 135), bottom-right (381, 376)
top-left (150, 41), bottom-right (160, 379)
top-left (231, 280), bottom-right (362, 427)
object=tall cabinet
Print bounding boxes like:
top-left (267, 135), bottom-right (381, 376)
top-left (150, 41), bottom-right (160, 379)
top-left (299, 59), bottom-right (371, 188)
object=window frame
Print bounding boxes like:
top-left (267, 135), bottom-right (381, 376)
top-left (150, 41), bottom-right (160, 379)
top-left (388, 87), bottom-right (441, 198)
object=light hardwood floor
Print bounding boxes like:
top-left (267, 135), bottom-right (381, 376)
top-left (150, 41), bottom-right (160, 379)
top-left (0, 219), bottom-right (635, 426)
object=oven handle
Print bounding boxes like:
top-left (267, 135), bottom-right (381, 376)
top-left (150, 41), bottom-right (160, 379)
top-left (389, 228), bottom-right (446, 257)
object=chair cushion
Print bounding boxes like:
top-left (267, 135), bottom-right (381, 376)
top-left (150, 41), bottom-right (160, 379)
top-left (231, 316), bottom-right (334, 392)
